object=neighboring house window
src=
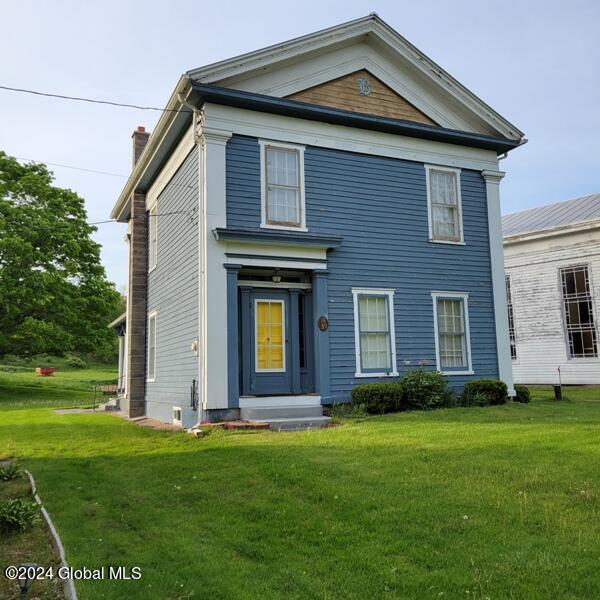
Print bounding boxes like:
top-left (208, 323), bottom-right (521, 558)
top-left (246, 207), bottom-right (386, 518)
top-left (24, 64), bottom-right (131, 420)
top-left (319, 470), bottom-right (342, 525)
top-left (260, 140), bottom-right (306, 230)
top-left (432, 292), bottom-right (473, 374)
top-left (560, 265), bottom-right (598, 358)
top-left (425, 165), bottom-right (463, 243)
top-left (147, 311), bottom-right (157, 381)
top-left (505, 275), bottom-right (517, 359)
top-left (149, 203), bottom-right (158, 270)
top-left (352, 288), bottom-right (398, 377)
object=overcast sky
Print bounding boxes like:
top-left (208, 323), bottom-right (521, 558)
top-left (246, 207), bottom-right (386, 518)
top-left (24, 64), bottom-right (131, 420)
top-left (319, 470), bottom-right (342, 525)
top-left (1, 0), bottom-right (598, 290)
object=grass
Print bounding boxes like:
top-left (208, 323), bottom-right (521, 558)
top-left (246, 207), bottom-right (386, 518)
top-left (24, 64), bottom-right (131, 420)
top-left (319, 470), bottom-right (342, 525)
top-left (0, 380), bottom-right (598, 599)
top-left (0, 465), bottom-right (63, 599)
top-left (0, 364), bottom-right (118, 410)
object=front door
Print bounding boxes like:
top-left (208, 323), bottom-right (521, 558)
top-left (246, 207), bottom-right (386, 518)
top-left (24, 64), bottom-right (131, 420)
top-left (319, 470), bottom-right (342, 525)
top-left (251, 291), bottom-right (292, 395)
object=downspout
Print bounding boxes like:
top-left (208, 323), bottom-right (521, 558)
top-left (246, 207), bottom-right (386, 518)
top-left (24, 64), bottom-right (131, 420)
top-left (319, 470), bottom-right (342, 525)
top-left (178, 93), bottom-right (207, 427)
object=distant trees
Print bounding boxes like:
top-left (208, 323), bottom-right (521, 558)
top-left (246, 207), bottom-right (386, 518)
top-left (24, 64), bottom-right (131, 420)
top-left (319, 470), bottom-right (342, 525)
top-left (0, 151), bottom-right (123, 360)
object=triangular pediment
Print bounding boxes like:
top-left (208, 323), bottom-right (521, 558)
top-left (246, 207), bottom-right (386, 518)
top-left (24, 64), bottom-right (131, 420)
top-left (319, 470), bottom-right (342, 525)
top-left (188, 14), bottom-right (523, 141)
top-left (286, 69), bottom-right (437, 126)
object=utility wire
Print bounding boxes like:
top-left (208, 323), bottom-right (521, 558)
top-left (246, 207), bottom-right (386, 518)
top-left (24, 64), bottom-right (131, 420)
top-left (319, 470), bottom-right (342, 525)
top-left (88, 210), bottom-right (196, 226)
top-left (16, 156), bottom-right (128, 179)
top-left (0, 84), bottom-right (191, 114)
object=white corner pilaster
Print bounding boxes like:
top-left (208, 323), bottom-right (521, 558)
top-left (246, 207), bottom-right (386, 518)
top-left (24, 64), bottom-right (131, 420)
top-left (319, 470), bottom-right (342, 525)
top-left (198, 124), bottom-right (233, 414)
top-left (482, 169), bottom-right (514, 396)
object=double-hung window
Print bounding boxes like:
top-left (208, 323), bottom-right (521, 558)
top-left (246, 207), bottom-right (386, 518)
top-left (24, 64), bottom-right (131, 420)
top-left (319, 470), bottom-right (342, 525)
top-left (149, 203), bottom-right (158, 270)
top-left (147, 311), bottom-right (157, 382)
top-left (560, 265), bottom-right (598, 358)
top-left (260, 141), bottom-right (306, 230)
top-left (352, 288), bottom-right (398, 377)
top-left (426, 165), bottom-right (463, 243)
top-left (432, 292), bottom-right (473, 374)
top-left (505, 275), bottom-right (517, 359)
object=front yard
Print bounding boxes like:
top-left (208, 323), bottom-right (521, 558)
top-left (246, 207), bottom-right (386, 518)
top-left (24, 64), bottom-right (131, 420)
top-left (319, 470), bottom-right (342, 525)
top-left (0, 385), bottom-right (599, 598)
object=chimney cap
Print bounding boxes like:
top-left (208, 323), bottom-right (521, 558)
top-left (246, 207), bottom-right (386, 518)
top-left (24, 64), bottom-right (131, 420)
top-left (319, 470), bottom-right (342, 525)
top-left (135, 126), bottom-right (146, 133)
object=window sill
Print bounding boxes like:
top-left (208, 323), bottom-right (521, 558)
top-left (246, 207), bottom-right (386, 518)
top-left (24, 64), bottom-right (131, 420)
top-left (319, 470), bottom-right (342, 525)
top-left (261, 223), bottom-right (308, 233)
top-left (148, 264), bottom-right (157, 274)
top-left (440, 370), bottom-right (474, 376)
top-left (146, 378), bottom-right (156, 383)
top-left (354, 371), bottom-right (400, 379)
top-left (428, 239), bottom-right (466, 246)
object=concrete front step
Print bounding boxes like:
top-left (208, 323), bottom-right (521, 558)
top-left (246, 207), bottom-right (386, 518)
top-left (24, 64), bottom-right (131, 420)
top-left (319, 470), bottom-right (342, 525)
top-left (240, 405), bottom-right (324, 420)
top-left (262, 416), bottom-right (332, 431)
top-left (98, 397), bottom-right (120, 412)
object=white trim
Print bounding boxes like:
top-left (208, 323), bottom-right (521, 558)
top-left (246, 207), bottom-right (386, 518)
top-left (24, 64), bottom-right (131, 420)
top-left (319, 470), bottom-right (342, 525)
top-left (204, 104), bottom-right (500, 173)
top-left (254, 298), bottom-right (286, 373)
top-left (259, 139), bottom-right (306, 231)
top-left (148, 203), bottom-right (158, 272)
top-left (425, 165), bottom-right (464, 244)
top-left (503, 219), bottom-right (600, 246)
top-left (146, 125), bottom-right (195, 209)
top-left (239, 395), bottom-right (321, 408)
top-left (227, 257), bottom-right (327, 270)
top-left (482, 169), bottom-right (514, 395)
top-left (431, 291), bottom-right (474, 376)
top-left (147, 310), bottom-right (157, 383)
top-left (238, 280), bottom-right (312, 290)
top-left (352, 287), bottom-right (399, 378)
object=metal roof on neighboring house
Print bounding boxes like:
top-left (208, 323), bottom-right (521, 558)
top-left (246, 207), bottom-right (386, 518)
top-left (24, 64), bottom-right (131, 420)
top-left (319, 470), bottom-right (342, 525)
top-left (502, 193), bottom-right (600, 238)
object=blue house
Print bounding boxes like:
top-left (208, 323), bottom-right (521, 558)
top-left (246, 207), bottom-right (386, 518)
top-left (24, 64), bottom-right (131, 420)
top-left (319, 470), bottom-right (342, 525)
top-left (110, 14), bottom-right (524, 429)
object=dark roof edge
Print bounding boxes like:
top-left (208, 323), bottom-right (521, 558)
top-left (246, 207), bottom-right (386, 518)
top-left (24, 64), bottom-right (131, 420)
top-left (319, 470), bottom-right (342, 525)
top-left (213, 227), bottom-right (343, 248)
top-left (190, 83), bottom-right (524, 155)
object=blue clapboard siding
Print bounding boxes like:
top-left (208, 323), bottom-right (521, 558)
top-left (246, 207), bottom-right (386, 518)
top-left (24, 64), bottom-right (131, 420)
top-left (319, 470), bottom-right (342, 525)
top-left (146, 146), bottom-right (199, 425)
top-left (226, 135), bottom-right (498, 402)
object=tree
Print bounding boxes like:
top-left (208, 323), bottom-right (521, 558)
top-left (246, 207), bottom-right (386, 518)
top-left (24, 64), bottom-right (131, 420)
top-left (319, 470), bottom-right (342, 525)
top-left (0, 151), bottom-right (123, 359)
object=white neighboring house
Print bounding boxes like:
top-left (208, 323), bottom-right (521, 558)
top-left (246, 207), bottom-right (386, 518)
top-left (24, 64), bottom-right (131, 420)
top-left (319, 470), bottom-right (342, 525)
top-left (503, 194), bottom-right (600, 384)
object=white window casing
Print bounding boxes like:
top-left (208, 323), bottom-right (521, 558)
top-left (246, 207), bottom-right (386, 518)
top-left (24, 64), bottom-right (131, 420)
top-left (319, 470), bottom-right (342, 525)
top-left (149, 203), bottom-right (158, 271)
top-left (431, 291), bottom-right (473, 375)
top-left (425, 165), bottom-right (464, 244)
top-left (352, 288), bottom-right (398, 378)
top-left (147, 310), bottom-right (157, 382)
top-left (259, 140), bottom-right (307, 231)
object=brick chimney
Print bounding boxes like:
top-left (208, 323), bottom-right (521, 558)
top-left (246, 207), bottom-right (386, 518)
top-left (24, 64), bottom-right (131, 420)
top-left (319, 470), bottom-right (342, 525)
top-left (132, 126), bottom-right (150, 167)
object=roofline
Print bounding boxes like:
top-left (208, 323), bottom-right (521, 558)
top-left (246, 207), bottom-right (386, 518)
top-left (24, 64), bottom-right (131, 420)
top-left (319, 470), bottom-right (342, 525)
top-left (187, 13), bottom-right (525, 141)
top-left (190, 83), bottom-right (523, 153)
top-left (109, 76), bottom-right (193, 221)
top-left (108, 312), bottom-right (127, 329)
top-left (503, 218), bottom-right (600, 245)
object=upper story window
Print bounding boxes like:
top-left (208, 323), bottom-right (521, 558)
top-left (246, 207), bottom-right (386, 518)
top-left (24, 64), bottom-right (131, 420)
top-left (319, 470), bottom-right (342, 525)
top-left (505, 275), bottom-right (517, 360)
top-left (425, 165), bottom-right (464, 244)
top-left (432, 292), bottom-right (473, 375)
top-left (260, 140), bottom-right (306, 231)
top-left (560, 265), bottom-right (598, 358)
top-left (149, 203), bottom-right (158, 271)
top-left (352, 288), bottom-right (398, 378)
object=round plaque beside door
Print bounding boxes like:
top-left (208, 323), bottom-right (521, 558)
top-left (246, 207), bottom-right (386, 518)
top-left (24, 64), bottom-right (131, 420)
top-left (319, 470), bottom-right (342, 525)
top-left (318, 316), bottom-right (329, 331)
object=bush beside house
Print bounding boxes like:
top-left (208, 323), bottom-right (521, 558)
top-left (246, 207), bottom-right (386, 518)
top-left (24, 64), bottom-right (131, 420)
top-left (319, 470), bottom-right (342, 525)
top-left (351, 372), bottom-right (520, 415)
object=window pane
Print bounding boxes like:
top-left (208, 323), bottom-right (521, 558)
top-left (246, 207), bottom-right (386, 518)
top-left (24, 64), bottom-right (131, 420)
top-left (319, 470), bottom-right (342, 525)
top-left (358, 295), bottom-right (391, 370)
top-left (560, 266), bottom-right (598, 358)
top-left (432, 205), bottom-right (457, 239)
top-left (148, 316), bottom-right (156, 379)
top-left (431, 171), bottom-right (457, 206)
top-left (256, 301), bottom-right (284, 370)
top-left (267, 148), bottom-right (297, 187)
top-left (505, 275), bottom-right (517, 359)
top-left (267, 188), bottom-right (298, 223)
top-left (437, 298), bottom-right (467, 368)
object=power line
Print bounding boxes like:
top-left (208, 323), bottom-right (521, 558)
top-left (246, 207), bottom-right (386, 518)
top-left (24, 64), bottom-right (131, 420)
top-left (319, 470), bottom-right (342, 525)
top-left (16, 156), bottom-right (128, 179)
top-left (88, 210), bottom-right (196, 226)
top-left (0, 84), bottom-right (191, 114)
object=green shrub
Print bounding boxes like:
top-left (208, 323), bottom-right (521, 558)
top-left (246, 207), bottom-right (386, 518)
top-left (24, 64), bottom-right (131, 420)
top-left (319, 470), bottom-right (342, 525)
top-left (514, 384), bottom-right (531, 403)
top-left (400, 369), bottom-right (453, 410)
top-left (462, 379), bottom-right (508, 406)
top-left (0, 499), bottom-right (40, 533)
top-left (65, 354), bottom-right (87, 369)
top-left (329, 403), bottom-right (368, 418)
top-left (0, 463), bottom-right (22, 481)
top-left (350, 382), bottom-right (403, 414)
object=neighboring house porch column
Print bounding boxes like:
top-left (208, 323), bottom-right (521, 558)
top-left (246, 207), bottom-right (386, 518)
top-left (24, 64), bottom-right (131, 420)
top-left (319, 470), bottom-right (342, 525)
top-left (312, 270), bottom-right (331, 402)
top-left (482, 169), bottom-right (515, 396)
top-left (124, 191), bottom-right (148, 417)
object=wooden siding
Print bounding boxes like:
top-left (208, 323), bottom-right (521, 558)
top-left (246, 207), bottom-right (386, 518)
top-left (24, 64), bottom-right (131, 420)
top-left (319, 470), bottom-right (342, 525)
top-left (286, 69), bottom-right (437, 126)
top-left (146, 147), bottom-right (199, 426)
top-left (226, 135), bottom-right (497, 402)
top-left (505, 230), bottom-right (600, 384)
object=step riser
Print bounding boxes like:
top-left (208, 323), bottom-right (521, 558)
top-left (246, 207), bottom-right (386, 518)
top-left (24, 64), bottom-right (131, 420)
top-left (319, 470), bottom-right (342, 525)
top-left (241, 406), bottom-right (323, 420)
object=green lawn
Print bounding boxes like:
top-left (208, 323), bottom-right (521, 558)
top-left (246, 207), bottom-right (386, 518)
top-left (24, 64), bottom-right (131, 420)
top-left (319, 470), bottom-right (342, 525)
top-left (0, 387), bottom-right (599, 599)
top-left (0, 364), bottom-right (118, 410)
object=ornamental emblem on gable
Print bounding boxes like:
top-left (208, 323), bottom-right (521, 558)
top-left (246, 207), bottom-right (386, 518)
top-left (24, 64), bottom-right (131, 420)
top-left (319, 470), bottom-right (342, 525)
top-left (357, 78), bottom-right (371, 96)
